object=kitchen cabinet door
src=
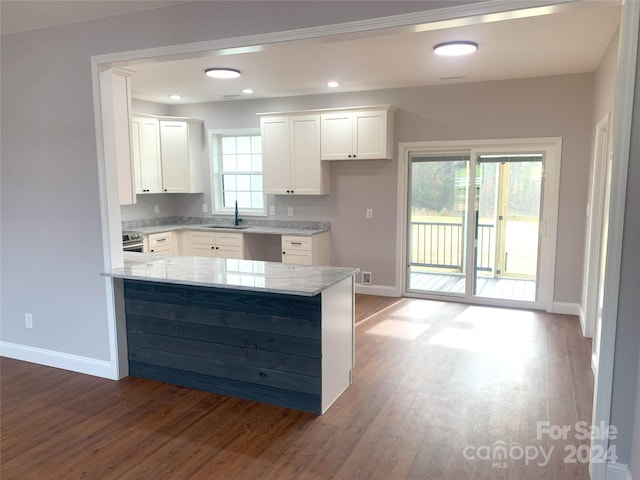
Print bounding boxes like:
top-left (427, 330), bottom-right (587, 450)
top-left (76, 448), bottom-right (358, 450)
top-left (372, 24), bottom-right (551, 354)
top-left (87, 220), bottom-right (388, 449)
top-left (290, 115), bottom-right (327, 195)
top-left (320, 108), bottom-right (393, 160)
top-left (319, 113), bottom-right (353, 160)
top-left (132, 116), bottom-right (162, 193)
top-left (160, 121), bottom-right (190, 193)
top-left (261, 114), bottom-right (328, 195)
top-left (352, 111), bottom-right (388, 159)
top-left (261, 116), bottom-right (291, 195)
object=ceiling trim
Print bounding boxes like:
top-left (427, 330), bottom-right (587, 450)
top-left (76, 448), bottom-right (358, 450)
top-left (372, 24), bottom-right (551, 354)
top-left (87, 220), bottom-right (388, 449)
top-left (93, 0), bottom-right (582, 68)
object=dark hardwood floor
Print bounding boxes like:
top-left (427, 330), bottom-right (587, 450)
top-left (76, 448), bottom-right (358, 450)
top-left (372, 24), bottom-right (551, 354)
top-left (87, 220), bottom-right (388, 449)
top-left (1, 297), bottom-right (593, 479)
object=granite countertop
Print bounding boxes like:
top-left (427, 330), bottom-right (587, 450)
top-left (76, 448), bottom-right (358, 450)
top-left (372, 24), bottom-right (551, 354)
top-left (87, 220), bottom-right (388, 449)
top-left (133, 224), bottom-right (328, 236)
top-left (103, 253), bottom-right (358, 297)
top-left (122, 218), bottom-right (330, 237)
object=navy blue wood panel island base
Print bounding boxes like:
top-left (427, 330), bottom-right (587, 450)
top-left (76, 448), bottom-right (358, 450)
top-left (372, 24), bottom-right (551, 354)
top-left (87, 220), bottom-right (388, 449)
top-left (104, 253), bottom-right (358, 414)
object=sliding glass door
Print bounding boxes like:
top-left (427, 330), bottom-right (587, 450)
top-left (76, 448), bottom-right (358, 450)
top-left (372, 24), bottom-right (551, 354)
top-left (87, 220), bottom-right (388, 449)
top-left (406, 145), bottom-right (549, 306)
top-left (406, 154), bottom-right (470, 295)
top-left (472, 155), bottom-right (543, 301)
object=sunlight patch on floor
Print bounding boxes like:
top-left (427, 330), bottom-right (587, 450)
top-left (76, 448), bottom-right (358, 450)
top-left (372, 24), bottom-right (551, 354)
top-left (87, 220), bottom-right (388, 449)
top-left (365, 320), bottom-right (431, 340)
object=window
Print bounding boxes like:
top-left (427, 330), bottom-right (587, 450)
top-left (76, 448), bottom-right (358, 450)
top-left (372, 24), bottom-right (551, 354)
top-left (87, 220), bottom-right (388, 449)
top-left (210, 131), bottom-right (264, 215)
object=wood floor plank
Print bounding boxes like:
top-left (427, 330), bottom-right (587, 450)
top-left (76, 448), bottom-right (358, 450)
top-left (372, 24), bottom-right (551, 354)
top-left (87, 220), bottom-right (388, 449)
top-left (1, 297), bottom-right (593, 480)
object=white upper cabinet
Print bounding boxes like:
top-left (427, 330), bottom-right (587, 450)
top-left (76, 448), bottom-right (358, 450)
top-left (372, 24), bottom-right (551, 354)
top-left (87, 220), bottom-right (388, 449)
top-left (131, 116), bottom-right (162, 194)
top-left (159, 119), bottom-right (203, 193)
top-left (320, 107), bottom-right (394, 160)
top-left (261, 114), bottom-right (329, 195)
top-left (131, 114), bottom-right (204, 194)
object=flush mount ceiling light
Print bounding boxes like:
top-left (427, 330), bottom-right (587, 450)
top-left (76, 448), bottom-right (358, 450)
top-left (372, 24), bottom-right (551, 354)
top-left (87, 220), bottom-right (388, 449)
top-left (327, 81), bottom-right (340, 88)
top-left (433, 41), bottom-right (478, 56)
top-left (168, 94), bottom-right (182, 100)
top-left (205, 68), bottom-right (241, 79)
top-left (242, 88), bottom-right (254, 94)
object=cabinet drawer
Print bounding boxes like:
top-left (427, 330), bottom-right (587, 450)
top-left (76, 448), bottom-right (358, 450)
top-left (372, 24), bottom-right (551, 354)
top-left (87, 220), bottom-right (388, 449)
top-left (189, 231), bottom-right (217, 245)
top-left (282, 251), bottom-right (313, 265)
top-left (148, 244), bottom-right (172, 255)
top-left (282, 236), bottom-right (311, 251)
top-left (148, 232), bottom-right (172, 248)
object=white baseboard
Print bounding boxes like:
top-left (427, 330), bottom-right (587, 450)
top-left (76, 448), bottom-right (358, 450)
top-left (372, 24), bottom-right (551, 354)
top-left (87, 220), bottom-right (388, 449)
top-left (354, 284), bottom-right (400, 297)
top-left (0, 341), bottom-right (115, 379)
top-left (579, 305), bottom-right (587, 335)
top-left (606, 462), bottom-right (631, 480)
top-left (551, 301), bottom-right (581, 316)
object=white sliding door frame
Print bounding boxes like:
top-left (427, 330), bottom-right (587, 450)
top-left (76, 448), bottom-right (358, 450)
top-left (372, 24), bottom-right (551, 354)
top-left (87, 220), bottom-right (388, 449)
top-left (397, 137), bottom-right (561, 312)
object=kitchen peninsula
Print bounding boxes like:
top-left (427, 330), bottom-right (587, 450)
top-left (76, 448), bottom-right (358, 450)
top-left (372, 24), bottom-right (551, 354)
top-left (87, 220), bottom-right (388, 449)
top-left (103, 252), bottom-right (358, 414)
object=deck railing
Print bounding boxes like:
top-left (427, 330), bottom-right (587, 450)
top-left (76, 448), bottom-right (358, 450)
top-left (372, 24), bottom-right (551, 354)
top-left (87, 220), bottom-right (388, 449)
top-left (410, 221), bottom-right (494, 272)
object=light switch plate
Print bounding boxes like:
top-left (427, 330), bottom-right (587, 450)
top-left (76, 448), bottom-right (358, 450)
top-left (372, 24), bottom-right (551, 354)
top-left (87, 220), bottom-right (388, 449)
top-left (366, 208), bottom-right (373, 219)
top-left (269, 205), bottom-right (275, 216)
top-left (202, 203), bottom-right (208, 213)
top-left (154, 204), bottom-right (160, 214)
top-left (287, 207), bottom-right (293, 217)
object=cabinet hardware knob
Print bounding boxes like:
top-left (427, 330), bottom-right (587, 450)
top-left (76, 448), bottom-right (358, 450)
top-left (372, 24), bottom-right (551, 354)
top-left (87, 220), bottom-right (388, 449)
top-left (282, 251), bottom-right (286, 255)
top-left (211, 246), bottom-right (215, 249)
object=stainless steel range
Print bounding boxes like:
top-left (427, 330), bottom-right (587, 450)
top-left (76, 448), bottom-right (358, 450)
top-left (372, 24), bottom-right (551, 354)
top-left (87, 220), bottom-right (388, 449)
top-left (122, 231), bottom-right (143, 252)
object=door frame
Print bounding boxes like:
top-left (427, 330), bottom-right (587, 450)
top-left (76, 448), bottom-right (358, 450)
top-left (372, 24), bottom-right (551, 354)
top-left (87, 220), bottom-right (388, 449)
top-left (581, 112), bottom-right (611, 341)
top-left (397, 137), bottom-right (562, 311)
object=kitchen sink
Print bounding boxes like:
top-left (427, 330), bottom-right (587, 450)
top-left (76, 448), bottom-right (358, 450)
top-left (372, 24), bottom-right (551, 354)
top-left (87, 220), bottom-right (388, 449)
top-left (203, 225), bottom-right (249, 230)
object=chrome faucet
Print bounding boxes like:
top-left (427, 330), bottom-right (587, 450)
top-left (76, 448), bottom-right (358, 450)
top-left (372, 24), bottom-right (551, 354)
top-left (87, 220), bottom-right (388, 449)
top-left (234, 200), bottom-right (241, 226)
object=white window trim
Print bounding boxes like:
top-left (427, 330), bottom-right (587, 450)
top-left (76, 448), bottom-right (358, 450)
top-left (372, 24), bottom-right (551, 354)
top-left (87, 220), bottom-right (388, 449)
top-left (208, 128), bottom-right (266, 216)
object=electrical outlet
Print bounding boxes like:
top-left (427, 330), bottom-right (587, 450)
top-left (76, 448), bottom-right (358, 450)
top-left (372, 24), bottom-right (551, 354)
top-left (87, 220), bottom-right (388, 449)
top-left (25, 313), bottom-right (33, 329)
top-left (287, 207), bottom-right (293, 217)
top-left (269, 205), bottom-right (275, 216)
top-left (202, 203), bottom-right (208, 213)
top-left (154, 204), bottom-right (160, 214)
top-left (362, 272), bottom-right (372, 285)
top-left (366, 208), bottom-right (373, 219)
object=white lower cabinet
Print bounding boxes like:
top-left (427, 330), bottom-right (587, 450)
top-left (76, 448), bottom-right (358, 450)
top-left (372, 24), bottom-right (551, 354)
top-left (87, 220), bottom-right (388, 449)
top-left (281, 232), bottom-right (330, 265)
top-left (144, 231), bottom-right (175, 255)
top-left (185, 231), bottom-right (245, 259)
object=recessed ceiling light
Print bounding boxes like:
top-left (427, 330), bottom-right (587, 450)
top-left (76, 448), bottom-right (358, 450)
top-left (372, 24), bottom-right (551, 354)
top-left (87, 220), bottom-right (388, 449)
top-left (168, 94), bottom-right (182, 100)
top-left (242, 88), bottom-right (254, 94)
top-left (205, 68), bottom-right (241, 79)
top-left (433, 41), bottom-right (478, 56)
top-left (327, 81), bottom-right (340, 88)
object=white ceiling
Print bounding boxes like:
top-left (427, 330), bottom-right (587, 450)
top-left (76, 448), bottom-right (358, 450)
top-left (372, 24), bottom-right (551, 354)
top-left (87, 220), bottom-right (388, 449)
top-left (126, 3), bottom-right (620, 104)
top-left (0, 1), bottom-right (621, 104)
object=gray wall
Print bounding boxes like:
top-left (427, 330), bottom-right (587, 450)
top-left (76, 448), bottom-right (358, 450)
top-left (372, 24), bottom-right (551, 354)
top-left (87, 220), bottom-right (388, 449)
top-left (130, 73), bottom-right (594, 300)
top-left (609, 26), bottom-right (640, 471)
top-left (0, 0), bottom-right (463, 360)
